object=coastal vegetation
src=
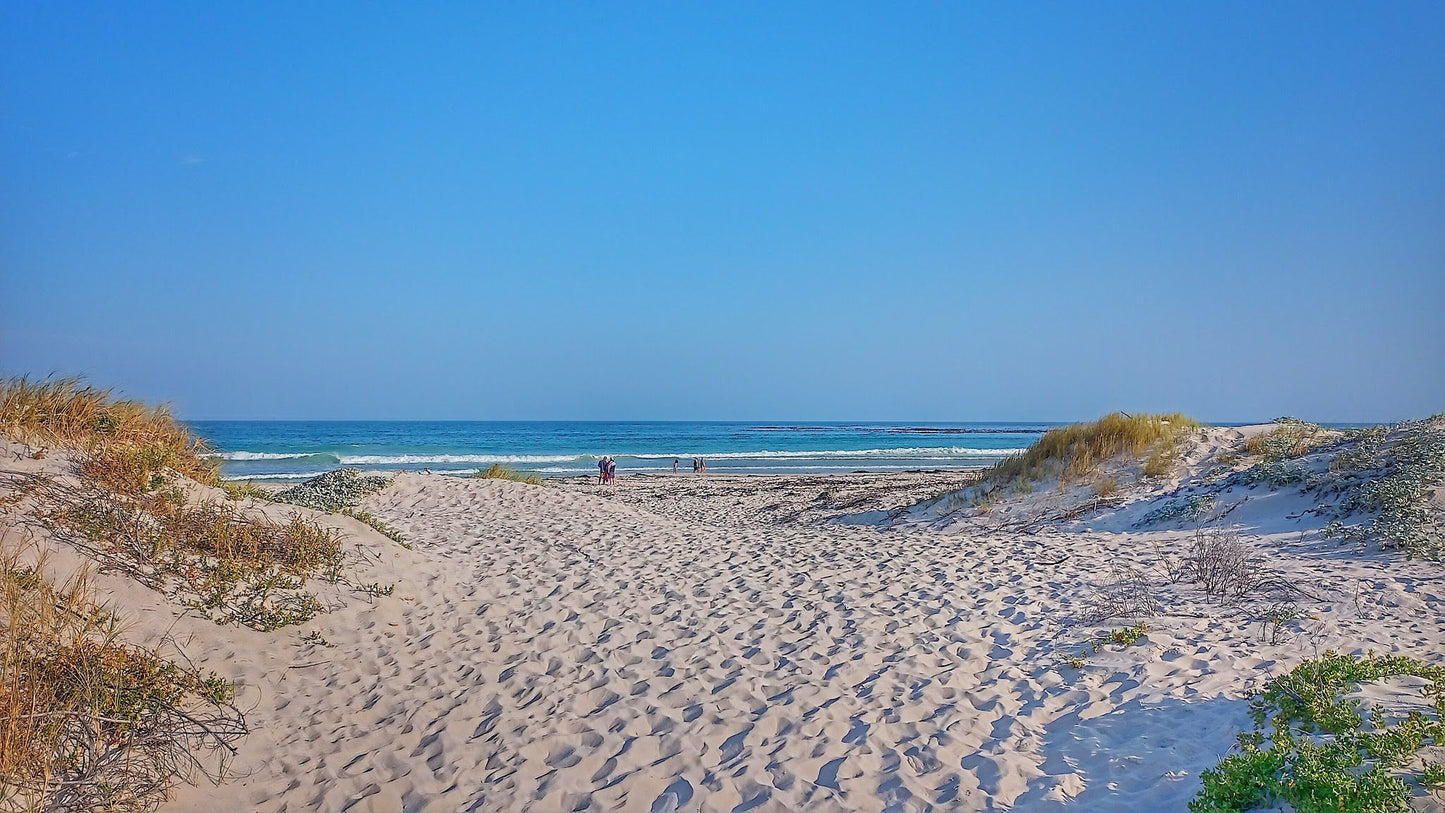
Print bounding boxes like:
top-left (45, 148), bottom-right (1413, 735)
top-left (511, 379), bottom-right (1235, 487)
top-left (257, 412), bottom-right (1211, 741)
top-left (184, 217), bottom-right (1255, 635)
top-left (1223, 416), bottom-right (1445, 560)
top-left (0, 543), bottom-right (245, 812)
top-left (0, 376), bottom-right (215, 484)
top-left (218, 480), bottom-right (272, 502)
top-left (1192, 652), bottom-right (1445, 813)
top-left (22, 458), bottom-right (345, 631)
top-left (473, 464), bottom-right (544, 486)
top-left (339, 508), bottom-right (408, 548)
top-left (979, 412), bottom-right (1201, 489)
top-left (271, 468), bottom-right (390, 512)
top-left (0, 378), bottom-right (389, 630)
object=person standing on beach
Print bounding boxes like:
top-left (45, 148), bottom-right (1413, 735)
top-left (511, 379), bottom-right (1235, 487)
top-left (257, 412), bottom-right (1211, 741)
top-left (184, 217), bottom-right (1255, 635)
top-left (607, 457), bottom-right (616, 483)
top-left (672, 458), bottom-right (679, 474)
top-left (598, 457), bottom-right (606, 484)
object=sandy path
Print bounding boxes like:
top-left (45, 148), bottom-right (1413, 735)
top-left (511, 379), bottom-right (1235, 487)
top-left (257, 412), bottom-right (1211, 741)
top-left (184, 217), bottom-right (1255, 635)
top-left (163, 473), bottom-right (1442, 812)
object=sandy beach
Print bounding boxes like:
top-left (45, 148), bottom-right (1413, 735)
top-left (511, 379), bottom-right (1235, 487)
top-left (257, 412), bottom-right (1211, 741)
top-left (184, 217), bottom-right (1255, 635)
top-left (5, 418), bottom-right (1440, 812)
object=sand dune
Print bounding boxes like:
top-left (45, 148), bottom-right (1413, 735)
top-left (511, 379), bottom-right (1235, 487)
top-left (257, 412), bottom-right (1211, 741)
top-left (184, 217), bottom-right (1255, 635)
top-left (3, 424), bottom-right (1440, 811)
top-left (147, 464), bottom-right (1439, 812)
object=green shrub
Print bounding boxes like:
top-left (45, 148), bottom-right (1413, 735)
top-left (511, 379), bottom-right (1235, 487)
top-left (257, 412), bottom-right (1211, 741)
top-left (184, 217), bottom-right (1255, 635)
top-left (1191, 652), bottom-right (1445, 812)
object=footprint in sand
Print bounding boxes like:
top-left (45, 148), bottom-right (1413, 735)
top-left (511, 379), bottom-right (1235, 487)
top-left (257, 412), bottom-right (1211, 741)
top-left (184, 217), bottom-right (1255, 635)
top-left (649, 777), bottom-right (694, 813)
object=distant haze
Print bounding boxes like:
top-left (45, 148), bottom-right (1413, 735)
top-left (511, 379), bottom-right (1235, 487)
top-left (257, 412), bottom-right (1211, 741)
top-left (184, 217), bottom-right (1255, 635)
top-left (2, 3), bottom-right (1442, 422)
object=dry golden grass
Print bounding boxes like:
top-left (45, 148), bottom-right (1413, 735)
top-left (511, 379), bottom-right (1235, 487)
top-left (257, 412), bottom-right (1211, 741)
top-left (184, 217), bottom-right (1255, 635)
top-left (218, 481), bottom-right (272, 502)
top-left (0, 542), bottom-right (244, 812)
top-left (3, 377), bottom-right (349, 630)
top-left (1243, 419), bottom-right (1334, 462)
top-left (1091, 475), bottom-right (1120, 498)
top-left (0, 377), bottom-right (215, 484)
top-left (985, 412), bottom-right (1200, 487)
top-left (473, 464), bottom-right (544, 486)
top-left (33, 468), bottom-right (345, 631)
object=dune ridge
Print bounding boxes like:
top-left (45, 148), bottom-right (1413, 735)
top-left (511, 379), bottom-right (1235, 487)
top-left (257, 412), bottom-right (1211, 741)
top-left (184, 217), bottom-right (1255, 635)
top-left (2, 413), bottom-right (1441, 811)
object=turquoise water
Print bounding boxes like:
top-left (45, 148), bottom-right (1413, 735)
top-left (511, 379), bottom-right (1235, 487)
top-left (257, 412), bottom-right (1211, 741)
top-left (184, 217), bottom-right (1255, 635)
top-left (188, 421), bottom-right (1049, 481)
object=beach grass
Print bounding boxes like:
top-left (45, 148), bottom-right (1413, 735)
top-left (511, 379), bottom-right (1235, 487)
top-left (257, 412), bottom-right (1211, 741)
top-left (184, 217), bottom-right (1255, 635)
top-left (473, 464), bottom-right (544, 486)
top-left (0, 376), bottom-right (216, 484)
top-left (31, 463), bottom-right (346, 630)
top-left (984, 412), bottom-right (1201, 487)
top-left (1, 377), bottom-right (358, 631)
top-left (0, 542), bottom-right (245, 811)
top-left (219, 480), bottom-right (273, 502)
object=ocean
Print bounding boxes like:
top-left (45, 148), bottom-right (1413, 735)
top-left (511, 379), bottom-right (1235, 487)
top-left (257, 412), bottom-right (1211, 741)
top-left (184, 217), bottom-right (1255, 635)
top-left (188, 421), bottom-right (1048, 481)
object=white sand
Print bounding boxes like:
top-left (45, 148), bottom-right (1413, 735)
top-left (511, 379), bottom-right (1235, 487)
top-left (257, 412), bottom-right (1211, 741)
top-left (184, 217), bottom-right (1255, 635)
top-left (3, 434), bottom-right (1442, 812)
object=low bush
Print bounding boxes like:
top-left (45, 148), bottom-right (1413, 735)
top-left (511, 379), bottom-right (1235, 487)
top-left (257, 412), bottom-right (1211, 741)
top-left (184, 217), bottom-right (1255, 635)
top-left (0, 544), bottom-right (245, 812)
top-left (218, 480), bottom-right (272, 502)
top-left (1328, 417), bottom-right (1444, 560)
top-left (272, 469), bottom-right (390, 512)
top-left (1133, 494), bottom-right (1217, 527)
top-left (1192, 652), bottom-right (1445, 813)
top-left (1243, 418), bottom-right (1334, 463)
top-left (8, 437), bottom-right (348, 632)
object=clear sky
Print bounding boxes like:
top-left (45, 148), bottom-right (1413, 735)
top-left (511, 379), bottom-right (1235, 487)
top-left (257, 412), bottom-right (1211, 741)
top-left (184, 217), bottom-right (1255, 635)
top-left (2, 2), bottom-right (1442, 422)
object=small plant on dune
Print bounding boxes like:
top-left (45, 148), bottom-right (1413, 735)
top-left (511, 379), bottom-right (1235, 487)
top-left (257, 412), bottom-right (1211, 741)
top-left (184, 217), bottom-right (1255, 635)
top-left (1133, 494), bottom-right (1217, 528)
top-left (1100, 621), bottom-right (1149, 647)
top-left (357, 582), bottom-right (395, 598)
top-left (299, 630), bottom-right (332, 648)
top-left (472, 464), bottom-right (544, 486)
top-left (1062, 623), bottom-right (1150, 671)
top-left (1191, 652), bottom-right (1445, 813)
top-left (1091, 476), bottom-right (1119, 498)
top-left (339, 508), bottom-right (408, 547)
top-left (982, 412), bottom-right (1201, 489)
top-left (1254, 602), bottom-right (1308, 646)
top-left (1188, 528), bottom-right (1265, 603)
top-left (0, 543), bottom-right (245, 812)
top-left (1242, 418), bottom-right (1335, 463)
top-left (218, 480), bottom-right (272, 502)
top-left (1085, 561), bottom-right (1162, 621)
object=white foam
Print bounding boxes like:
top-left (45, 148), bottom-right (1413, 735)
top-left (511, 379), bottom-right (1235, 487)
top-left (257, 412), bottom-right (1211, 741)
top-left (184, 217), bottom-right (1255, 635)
top-left (210, 451), bottom-right (336, 461)
top-left (338, 453), bottom-right (583, 465)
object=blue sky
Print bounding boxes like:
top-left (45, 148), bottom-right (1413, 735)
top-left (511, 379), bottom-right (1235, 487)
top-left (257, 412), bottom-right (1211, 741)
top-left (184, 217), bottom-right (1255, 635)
top-left (2, 2), bottom-right (1442, 421)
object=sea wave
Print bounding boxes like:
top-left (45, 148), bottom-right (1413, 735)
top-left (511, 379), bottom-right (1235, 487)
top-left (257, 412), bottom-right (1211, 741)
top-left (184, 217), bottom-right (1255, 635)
top-left (208, 451), bottom-right (342, 462)
top-left (212, 446), bottom-right (1017, 467)
top-left (642, 446), bottom-right (1012, 460)
top-left (338, 453), bottom-right (584, 465)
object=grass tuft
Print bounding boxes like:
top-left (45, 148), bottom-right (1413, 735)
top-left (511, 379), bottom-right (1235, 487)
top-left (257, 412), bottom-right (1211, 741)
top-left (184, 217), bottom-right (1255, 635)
top-left (339, 508), bottom-right (408, 547)
top-left (984, 412), bottom-right (1201, 488)
top-left (218, 480), bottom-right (273, 502)
top-left (472, 464), bottom-right (544, 486)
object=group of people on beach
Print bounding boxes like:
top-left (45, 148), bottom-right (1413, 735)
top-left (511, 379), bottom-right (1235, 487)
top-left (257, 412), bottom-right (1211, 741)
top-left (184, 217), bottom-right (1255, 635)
top-left (601, 455), bottom-right (710, 483)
